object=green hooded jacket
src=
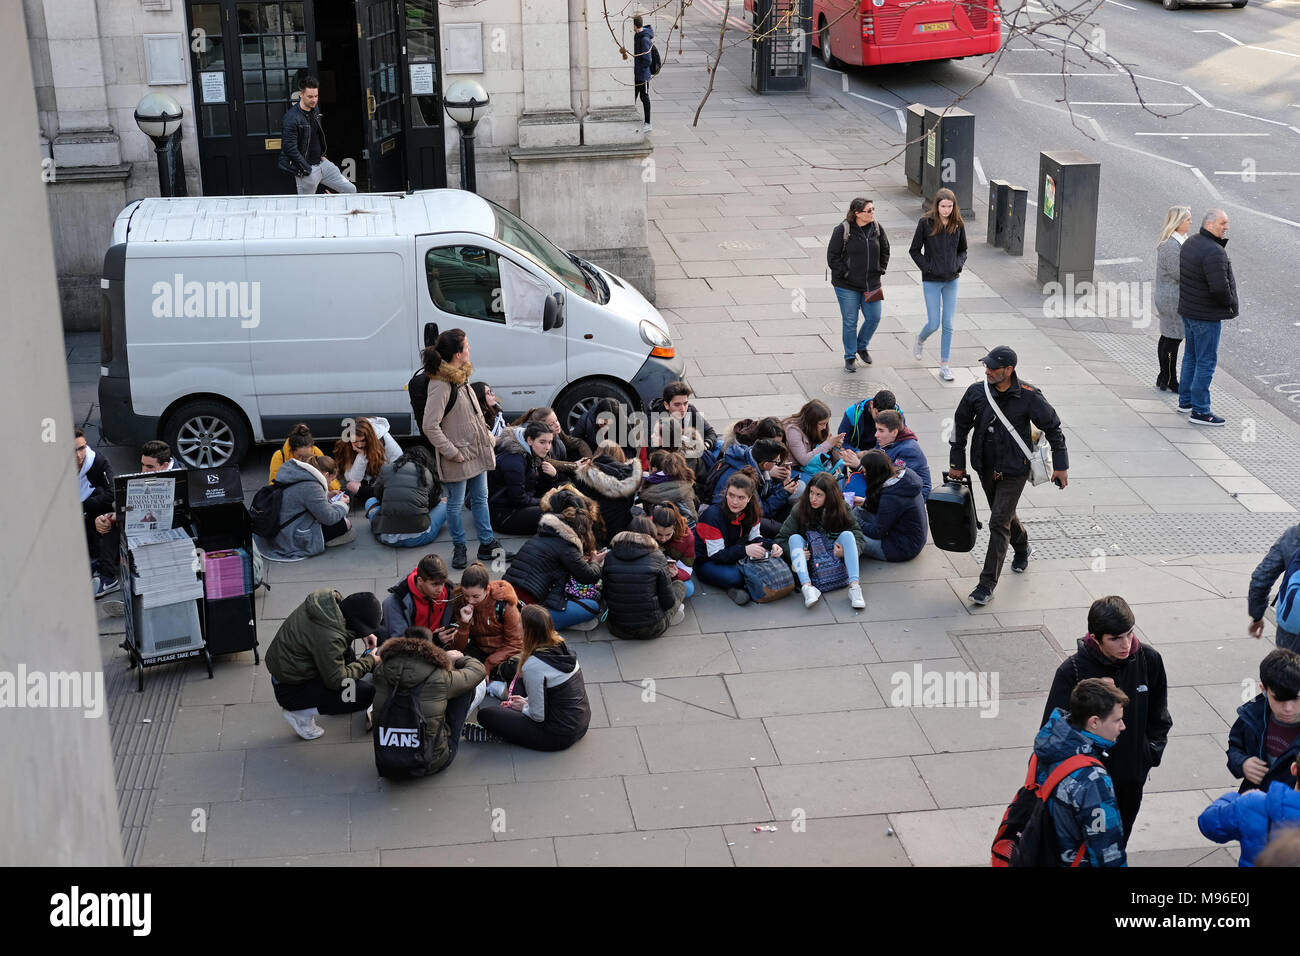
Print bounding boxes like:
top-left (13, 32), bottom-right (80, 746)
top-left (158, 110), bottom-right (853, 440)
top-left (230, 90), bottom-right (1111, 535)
top-left (266, 588), bottom-right (377, 689)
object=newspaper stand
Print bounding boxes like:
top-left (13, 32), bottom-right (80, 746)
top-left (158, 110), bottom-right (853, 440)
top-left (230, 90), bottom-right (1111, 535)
top-left (115, 469), bottom-right (210, 691)
top-left (187, 466), bottom-right (260, 664)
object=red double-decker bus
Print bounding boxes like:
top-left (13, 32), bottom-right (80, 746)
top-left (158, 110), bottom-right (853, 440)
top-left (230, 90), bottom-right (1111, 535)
top-left (745, 0), bottom-right (1002, 67)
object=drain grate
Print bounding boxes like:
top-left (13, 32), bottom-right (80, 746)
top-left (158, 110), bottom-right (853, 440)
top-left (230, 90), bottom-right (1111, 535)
top-left (823, 379), bottom-right (889, 399)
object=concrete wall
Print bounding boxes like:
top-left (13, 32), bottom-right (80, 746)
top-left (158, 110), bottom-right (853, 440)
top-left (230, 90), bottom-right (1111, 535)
top-left (1, 0), bottom-right (123, 867)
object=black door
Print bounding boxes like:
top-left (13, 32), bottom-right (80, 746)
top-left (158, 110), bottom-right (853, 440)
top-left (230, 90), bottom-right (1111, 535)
top-left (399, 0), bottom-right (447, 190)
top-left (356, 0), bottom-right (405, 191)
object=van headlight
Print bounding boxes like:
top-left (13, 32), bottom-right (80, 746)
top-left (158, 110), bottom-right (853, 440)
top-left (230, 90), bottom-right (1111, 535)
top-left (639, 320), bottom-right (671, 349)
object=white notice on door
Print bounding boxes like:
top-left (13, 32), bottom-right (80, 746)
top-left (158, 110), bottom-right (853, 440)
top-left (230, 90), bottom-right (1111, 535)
top-left (201, 71), bottom-right (226, 104)
top-left (409, 62), bottom-right (434, 96)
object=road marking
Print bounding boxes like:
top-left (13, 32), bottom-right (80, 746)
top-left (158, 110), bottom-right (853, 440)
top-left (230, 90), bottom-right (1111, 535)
top-left (843, 73), bottom-right (850, 92)
top-left (895, 109), bottom-right (906, 134)
top-left (1193, 29), bottom-right (1243, 45)
top-left (973, 156), bottom-right (988, 186)
top-left (1026, 198), bottom-right (1037, 207)
top-left (846, 90), bottom-right (903, 110)
top-left (1190, 167), bottom-right (1223, 201)
top-left (1132, 73), bottom-right (1183, 87)
top-left (1215, 108), bottom-right (1290, 127)
top-left (1213, 170), bottom-right (1300, 176)
top-left (1105, 0), bottom-right (1138, 7)
top-left (1193, 29), bottom-right (1300, 58)
top-left (1134, 132), bottom-right (1269, 136)
top-left (1223, 203), bottom-right (1300, 229)
top-left (1183, 86), bottom-right (1214, 108)
top-left (812, 62), bottom-right (842, 74)
top-left (1096, 257), bottom-right (1143, 264)
top-left (1069, 102), bottom-right (1197, 107)
top-left (1005, 72), bottom-right (1122, 76)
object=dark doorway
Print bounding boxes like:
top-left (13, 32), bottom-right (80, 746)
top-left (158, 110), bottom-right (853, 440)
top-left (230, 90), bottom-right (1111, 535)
top-left (316, 1), bottom-right (365, 189)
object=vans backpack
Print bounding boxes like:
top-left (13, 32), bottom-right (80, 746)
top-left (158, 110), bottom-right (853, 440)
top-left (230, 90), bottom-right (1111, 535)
top-left (992, 752), bottom-right (1102, 867)
top-left (248, 481), bottom-right (306, 539)
top-left (1275, 547), bottom-right (1300, 635)
top-left (373, 678), bottom-right (437, 778)
top-left (650, 44), bottom-right (662, 76)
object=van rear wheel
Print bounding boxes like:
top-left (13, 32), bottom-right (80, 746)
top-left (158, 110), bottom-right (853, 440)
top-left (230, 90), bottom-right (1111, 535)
top-left (164, 400), bottom-right (249, 469)
top-left (554, 382), bottom-right (638, 440)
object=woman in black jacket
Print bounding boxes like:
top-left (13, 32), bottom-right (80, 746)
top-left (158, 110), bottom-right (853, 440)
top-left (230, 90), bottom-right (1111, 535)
top-left (827, 196), bottom-right (890, 375)
top-left (602, 516), bottom-right (686, 640)
top-left (572, 443), bottom-right (642, 547)
top-left (909, 187), bottom-right (968, 383)
top-left (364, 446), bottom-right (447, 548)
top-left (503, 486), bottom-right (606, 632)
top-left (487, 421), bottom-right (558, 535)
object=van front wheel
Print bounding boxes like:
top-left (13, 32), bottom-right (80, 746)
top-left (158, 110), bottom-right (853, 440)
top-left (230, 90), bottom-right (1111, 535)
top-left (164, 400), bottom-right (250, 469)
top-left (554, 382), bottom-right (639, 440)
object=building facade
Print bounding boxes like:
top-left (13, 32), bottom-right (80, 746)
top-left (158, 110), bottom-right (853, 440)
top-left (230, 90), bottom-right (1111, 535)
top-left (27, 0), bottom-right (656, 330)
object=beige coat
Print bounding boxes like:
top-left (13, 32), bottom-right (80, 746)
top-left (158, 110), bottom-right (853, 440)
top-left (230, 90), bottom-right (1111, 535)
top-left (422, 361), bottom-right (496, 483)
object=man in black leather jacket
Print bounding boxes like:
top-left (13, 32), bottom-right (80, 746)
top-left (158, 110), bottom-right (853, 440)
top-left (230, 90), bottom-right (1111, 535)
top-left (948, 345), bottom-right (1068, 605)
top-left (278, 75), bottom-right (356, 195)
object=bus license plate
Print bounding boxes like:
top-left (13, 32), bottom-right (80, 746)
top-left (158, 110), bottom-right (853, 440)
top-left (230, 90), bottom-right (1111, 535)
top-left (919, 22), bottom-right (951, 30)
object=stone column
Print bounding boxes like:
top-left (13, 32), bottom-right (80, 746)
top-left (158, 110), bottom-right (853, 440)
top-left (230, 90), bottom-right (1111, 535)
top-left (580, 0), bottom-right (644, 146)
top-left (517, 0), bottom-right (582, 147)
top-left (42, 0), bottom-right (123, 168)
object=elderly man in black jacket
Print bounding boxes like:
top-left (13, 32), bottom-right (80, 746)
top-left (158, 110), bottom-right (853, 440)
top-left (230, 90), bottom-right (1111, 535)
top-left (1177, 208), bottom-right (1238, 426)
top-left (949, 346), bottom-right (1068, 606)
top-left (1042, 595), bottom-right (1173, 844)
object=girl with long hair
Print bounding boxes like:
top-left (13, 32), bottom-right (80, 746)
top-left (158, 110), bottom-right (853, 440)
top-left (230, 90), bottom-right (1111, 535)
top-left (638, 449), bottom-right (700, 525)
top-left (649, 501), bottom-right (696, 598)
top-left (774, 471), bottom-right (866, 609)
top-left (909, 186), bottom-right (968, 381)
top-left (694, 471), bottom-right (781, 605)
top-left (333, 415), bottom-right (403, 506)
top-left (855, 449), bottom-right (928, 563)
top-left (470, 381), bottom-right (507, 437)
top-left (503, 485), bottom-right (607, 631)
top-left (782, 400), bottom-right (857, 475)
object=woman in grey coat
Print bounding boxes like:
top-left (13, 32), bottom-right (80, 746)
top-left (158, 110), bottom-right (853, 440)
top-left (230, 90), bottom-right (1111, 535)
top-left (256, 457), bottom-right (352, 561)
top-left (1154, 205), bottom-right (1191, 393)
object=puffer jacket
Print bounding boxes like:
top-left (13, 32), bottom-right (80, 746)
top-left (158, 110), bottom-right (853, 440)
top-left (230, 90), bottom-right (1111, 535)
top-left (908, 216), bottom-right (968, 283)
top-left (266, 588), bottom-right (377, 689)
top-left (381, 569), bottom-right (454, 640)
top-left (488, 426), bottom-right (552, 521)
top-left (880, 427), bottom-right (932, 501)
top-left (708, 443), bottom-right (796, 520)
top-left (449, 579), bottom-right (525, 672)
top-left (255, 458), bottom-right (347, 561)
top-left (573, 455), bottom-right (642, 546)
top-left (1178, 227), bottom-right (1239, 322)
top-left (371, 636), bottom-right (486, 775)
top-left (637, 471), bottom-right (699, 525)
top-left (1033, 709), bottom-right (1127, 867)
top-left (1154, 234), bottom-right (1185, 338)
top-left (633, 24), bottom-right (655, 84)
top-left (515, 642), bottom-right (590, 742)
top-left (949, 373), bottom-right (1069, 479)
top-left (602, 530), bottom-right (678, 635)
top-left (827, 219), bottom-right (890, 293)
top-left (504, 513), bottom-right (603, 610)
top-left (268, 439), bottom-right (340, 492)
top-left (1199, 782), bottom-right (1300, 867)
top-left (1228, 695), bottom-right (1300, 793)
top-left (855, 466), bottom-right (927, 562)
top-left (422, 361), bottom-right (496, 483)
top-left (370, 457), bottom-right (442, 537)
top-left (1248, 523), bottom-right (1300, 640)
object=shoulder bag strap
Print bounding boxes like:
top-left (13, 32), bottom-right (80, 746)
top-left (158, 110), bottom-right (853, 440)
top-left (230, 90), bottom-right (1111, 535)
top-left (983, 378), bottom-right (1034, 464)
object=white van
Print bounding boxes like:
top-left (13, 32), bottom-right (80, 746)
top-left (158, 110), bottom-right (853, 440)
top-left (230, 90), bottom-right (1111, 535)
top-left (98, 189), bottom-right (682, 468)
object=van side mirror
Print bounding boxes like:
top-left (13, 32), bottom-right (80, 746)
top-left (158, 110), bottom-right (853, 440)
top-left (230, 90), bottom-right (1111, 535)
top-left (424, 322), bottom-right (439, 346)
top-left (543, 294), bottom-right (564, 331)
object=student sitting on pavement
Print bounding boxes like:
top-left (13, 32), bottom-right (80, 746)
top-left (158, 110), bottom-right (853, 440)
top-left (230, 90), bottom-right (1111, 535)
top-left (364, 445), bottom-right (447, 548)
top-left (503, 486), bottom-right (607, 632)
top-left (649, 502), bottom-right (696, 599)
top-left (334, 415), bottom-right (403, 509)
top-left (695, 470), bottom-right (782, 606)
top-left (774, 471), bottom-right (867, 611)
top-left (783, 399), bottom-right (859, 478)
top-left (265, 590), bottom-right (385, 740)
top-left (471, 381), bottom-right (508, 439)
top-left (476, 605), bottom-right (591, 752)
top-left (1034, 678), bottom-right (1130, 867)
top-left (871, 409), bottom-right (932, 500)
top-left (837, 389), bottom-right (900, 454)
top-left (853, 449), bottom-right (928, 563)
top-left (602, 515), bottom-right (687, 640)
top-left (381, 553), bottom-right (457, 642)
top-left (268, 422), bottom-right (340, 492)
top-left (1248, 521), bottom-right (1300, 652)
top-left (643, 380), bottom-right (720, 473)
top-left (89, 439), bottom-right (179, 599)
top-left (572, 442), bottom-right (642, 547)
top-left (1229, 649), bottom-right (1300, 794)
top-left (709, 437), bottom-right (802, 536)
top-left (447, 561), bottom-right (524, 682)
top-left (637, 449), bottom-right (701, 526)
top-left (488, 420), bottom-right (559, 537)
top-left (571, 398), bottom-right (619, 458)
top-left (371, 625), bottom-right (487, 775)
top-left (1200, 755), bottom-right (1300, 867)
top-left (514, 406), bottom-right (592, 477)
top-left (255, 454), bottom-right (352, 561)
top-left (77, 428), bottom-right (117, 596)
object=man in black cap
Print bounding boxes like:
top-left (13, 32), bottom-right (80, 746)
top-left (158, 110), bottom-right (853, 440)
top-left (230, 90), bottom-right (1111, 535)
top-left (266, 589), bottom-right (385, 739)
top-left (948, 345), bottom-right (1068, 605)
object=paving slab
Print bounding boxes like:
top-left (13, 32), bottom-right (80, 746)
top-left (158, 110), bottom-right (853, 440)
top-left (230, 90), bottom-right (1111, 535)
top-left (138, 802), bottom-right (209, 865)
top-left (204, 794), bottom-right (352, 860)
top-left (554, 827), bottom-right (734, 866)
top-left (624, 768), bottom-right (772, 830)
top-left (889, 805), bottom-right (1006, 867)
top-left (757, 757), bottom-right (936, 819)
top-left (694, 586), bottom-right (838, 634)
top-left (1126, 790), bottom-right (1224, 853)
top-left (727, 622), bottom-right (876, 672)
top-left (241, 741), bottom-right (379, 800)
top-left (164, 705), bottom-right (225, 753)
top-left (155, 751), bottom-right (246, 806)
top-left (725, 815), bottom-right (912, 866)
top-left (906, 696), bottom-right (1048, 753)
top-left (1165, 685), bottom-right (1232, 736)
top-left (1144, 734), bottom-right (1236, 793)
top-left (763, 707), bottom-right (933, 764)
top-left (611, 633), bottom-right (739, 680)
top-left (725, 665), bottom-right (880, 718)
top-left (382, 839), bottom-right (557, 867)
top-left (952, 628), bottom-right (1063, 695)
top-left (636, 719), bottom-right (778, 772)
top-left (487, 777), bottom-right (634, 840)
top-left (866, 617), bottom-right (966, 662)
top-left (912, 747), bottom-right (1033, 810)
top-left (1155, 639), bottom-right (1269, 687)
top-left (507, 727), bottom-right (647, 782)
top-left (599, 676), bottom-right (736, 725)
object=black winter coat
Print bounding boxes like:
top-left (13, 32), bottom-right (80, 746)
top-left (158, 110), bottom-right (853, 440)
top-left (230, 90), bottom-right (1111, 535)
top-left (573, 456), bottom-right (642, 547)
top-left (504, 513), bottom-right (603, 611)
top-left (370, 459), bottom-right (442, 536)
top-left (488, 427), bottom-right (553, 522)
top-left (1042, 638), bottom-right (1172, 785)
top-left (1178, 227), bottom-right (1239, 322)
top-left (602, 530), bottom-right (677, 634)
top-left (908, 217), bottom-right (968, 283)
top-left (827, 220), bottom-right (890, 293)
top-left (949, 373), bottom-right (1069, 478)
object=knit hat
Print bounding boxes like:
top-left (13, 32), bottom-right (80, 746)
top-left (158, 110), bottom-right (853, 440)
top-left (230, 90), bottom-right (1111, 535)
top-left (339, 592), bottom-right (385, 639)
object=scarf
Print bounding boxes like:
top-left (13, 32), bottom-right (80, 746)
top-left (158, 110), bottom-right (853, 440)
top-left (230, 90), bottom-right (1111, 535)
top-left (406, 568), bottom-right (448, 630)
top-left (78, 447), bottom-right (97, 502)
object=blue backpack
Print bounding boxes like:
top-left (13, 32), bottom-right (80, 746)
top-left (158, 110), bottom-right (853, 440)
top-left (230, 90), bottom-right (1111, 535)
top-left (1276, 548), bottom-right (1300, 635)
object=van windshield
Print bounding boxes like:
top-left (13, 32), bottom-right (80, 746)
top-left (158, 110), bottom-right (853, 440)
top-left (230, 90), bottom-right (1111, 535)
top-left (490, 201), bottom-right (597, 302)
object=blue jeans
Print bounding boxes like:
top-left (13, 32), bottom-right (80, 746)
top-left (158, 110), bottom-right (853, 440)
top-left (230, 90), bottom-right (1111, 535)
top-left (695, 560), bottom-right (745, 590)
top-left (860, 536), bottom-right (888, 561)
top-left (546, 599), bottom-right (600, 631)
top-left (1178, 317), bottom-right (1222, 416)
top-left (444, 471), bottom-right (494, 546)
top-left (920, 278), bottom-right (959, 362)
top-left (789, 532), bottom-right (860, 588)
top-left (834, 287), bottom-right (883, 362)
top-left (682, 577), bottom-right (695, 599)
top-left (365, 498), bottom-right (449, 547)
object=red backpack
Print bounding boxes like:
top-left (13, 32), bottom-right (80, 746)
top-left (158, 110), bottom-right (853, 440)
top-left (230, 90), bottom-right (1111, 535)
top-left (992, 752), bottom-right (1102, 867)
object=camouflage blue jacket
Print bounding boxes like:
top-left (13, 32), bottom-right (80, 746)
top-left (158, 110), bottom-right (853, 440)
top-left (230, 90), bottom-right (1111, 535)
top-left (1033, 709), bottom-right (1127, 867)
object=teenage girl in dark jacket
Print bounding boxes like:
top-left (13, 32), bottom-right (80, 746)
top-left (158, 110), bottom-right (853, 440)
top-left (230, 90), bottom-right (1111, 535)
top-left (694, 471), bottom-right (781, 606)
top-left (909, 187), bottom-right (968, 382)
top-left (602, 516), bottom-right (685, 640)
top-left (828, 196), bottom-right (890, 373)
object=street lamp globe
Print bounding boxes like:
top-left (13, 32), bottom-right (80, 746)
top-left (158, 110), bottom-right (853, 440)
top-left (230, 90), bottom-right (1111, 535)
top-left (134, 92), bottom-right (184, 147)
top-left (443, 80), bottom-right (491, 133)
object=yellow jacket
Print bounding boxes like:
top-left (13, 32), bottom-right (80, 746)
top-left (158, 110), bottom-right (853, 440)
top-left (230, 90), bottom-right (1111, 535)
top-left (268, 440), bottom-right (341, 492)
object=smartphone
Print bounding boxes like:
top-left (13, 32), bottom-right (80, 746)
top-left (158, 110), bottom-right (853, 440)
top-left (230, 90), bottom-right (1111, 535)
top-left (446, 621), bottom-right (461, 630)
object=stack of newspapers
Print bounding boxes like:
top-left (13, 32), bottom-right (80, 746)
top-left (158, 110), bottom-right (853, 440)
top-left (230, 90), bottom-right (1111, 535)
top-left (129, 528), bottom-right (204, 608)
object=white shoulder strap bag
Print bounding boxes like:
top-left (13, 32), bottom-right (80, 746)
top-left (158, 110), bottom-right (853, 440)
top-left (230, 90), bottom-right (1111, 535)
top-left (984, 379), bottom-right (1053, 486)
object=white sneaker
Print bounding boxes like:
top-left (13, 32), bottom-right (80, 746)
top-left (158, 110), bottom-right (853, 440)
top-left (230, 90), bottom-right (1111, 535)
top-left (802, 583), bottom-right (822, 608)
top-left (569, 616), bottom-right (600, 632)
top-left (668, 605), bottom-right (686, 626)
top-left (283, 708), bottom-right (324, 740)
top-left (913, 335), bottom-right (924, 360)
top-left (848, 582), bottom-right (865, 609)
top-left (939, 365), bottom-right (954, 382)
top-left (364, 704), bottom-right (374, 732)
top-left (643, 122), bottom-right (653, 132)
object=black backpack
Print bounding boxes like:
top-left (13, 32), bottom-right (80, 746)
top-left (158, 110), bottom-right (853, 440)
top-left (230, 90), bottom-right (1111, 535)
top-left (991, 752), bottom-right (1101, 867)
top-left (695, 455), bottom-right (731, 504)
top-left (373, 675), bottom-right (437, 778)
top-left (249, 481), bottom-right (306, 539)
top-left (650, 44), bottom-right (662, 76)
top-left (408, 370), bottom-right (459, 433)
